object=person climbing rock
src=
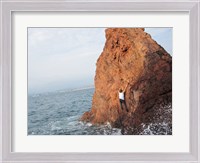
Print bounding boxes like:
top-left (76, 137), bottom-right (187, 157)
top-left (118, 81), bottom-right (129, 112)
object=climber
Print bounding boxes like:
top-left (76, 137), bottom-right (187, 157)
top-left (118, 81), bottom-right (129, 112)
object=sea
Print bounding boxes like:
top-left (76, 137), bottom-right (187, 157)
top-left (28, 88), bottom-right (122, 135)
top-left (28, 87), bottom-right (172, 135)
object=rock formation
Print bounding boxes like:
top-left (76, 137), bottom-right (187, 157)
top-left (81, 28), bottom-right (172, 135)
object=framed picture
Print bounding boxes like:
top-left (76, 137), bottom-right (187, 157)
top-left (0, 0), bottom-right (199, 162)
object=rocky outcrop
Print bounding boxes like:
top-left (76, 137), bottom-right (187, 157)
top-left (81, 28), bottom-right (172, 135)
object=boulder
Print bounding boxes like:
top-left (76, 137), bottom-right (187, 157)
top-left (81, 28), bottom-right (172, 134)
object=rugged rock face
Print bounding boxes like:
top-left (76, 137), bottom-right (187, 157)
top-left (81, 28), bottom-right (172, 135)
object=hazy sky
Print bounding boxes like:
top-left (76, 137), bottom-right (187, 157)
top-left (28, 28), bottom-right (172, 94)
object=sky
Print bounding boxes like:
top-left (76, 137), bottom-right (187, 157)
top-left (28, 28), bottom-right (172, 94)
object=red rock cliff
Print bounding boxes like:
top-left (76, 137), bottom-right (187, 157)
top-left (81, 28), bottom-right (172, 134)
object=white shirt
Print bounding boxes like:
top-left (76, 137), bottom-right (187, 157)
top-left (119, 92), bottom-right (125, 100)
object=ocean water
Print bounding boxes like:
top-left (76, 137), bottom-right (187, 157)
top-left (28, 88), bottom-right (121, 135)
top-left (28, 88), bottom-right (172, 135)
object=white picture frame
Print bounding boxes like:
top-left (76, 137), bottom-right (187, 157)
top-left (0, 0), bottom-right (199, 162)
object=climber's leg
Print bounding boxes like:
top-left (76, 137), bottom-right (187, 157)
top-left (119, 99), bottom-right (123, 110)
top-left (123, 100), bottom-right (129, 112)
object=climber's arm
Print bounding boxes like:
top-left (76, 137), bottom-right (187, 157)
top-left (123, 81), bottom-right (129, 92)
